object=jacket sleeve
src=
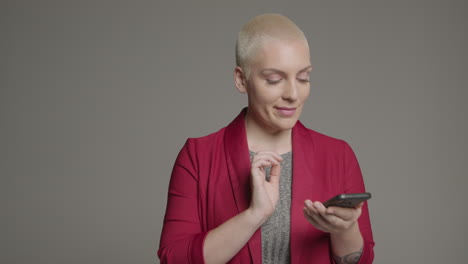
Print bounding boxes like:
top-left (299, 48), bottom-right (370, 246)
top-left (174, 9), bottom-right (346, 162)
top-left (341, 141), bottom-right (375, 263)
top-left (158, 139), bottom-right (208, 264)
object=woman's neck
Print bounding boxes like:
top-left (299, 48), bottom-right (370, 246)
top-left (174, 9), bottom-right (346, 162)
top-left (244, 113), bottom-right (292, 155)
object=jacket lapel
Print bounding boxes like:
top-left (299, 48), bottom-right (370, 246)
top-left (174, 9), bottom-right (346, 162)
top-left (224, 108), bottom-right (251, 214)
top-left (290, 121), bottom-right (325, 263)
top-left (224, 108), bottom-right (262, 264)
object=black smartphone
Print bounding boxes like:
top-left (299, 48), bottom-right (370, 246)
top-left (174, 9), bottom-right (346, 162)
top-left (323, 193), bottom-right (372, 208)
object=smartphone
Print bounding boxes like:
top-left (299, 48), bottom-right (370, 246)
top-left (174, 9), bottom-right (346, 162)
top-left (323, 193), bottom-right (371, 208)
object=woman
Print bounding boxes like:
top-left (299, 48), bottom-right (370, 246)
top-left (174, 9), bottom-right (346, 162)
top-left (158, 14), bottom-right (374, 264)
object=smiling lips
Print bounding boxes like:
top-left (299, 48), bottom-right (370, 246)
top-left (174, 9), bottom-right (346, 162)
top-left (276, 107), bottom-right (297, 116)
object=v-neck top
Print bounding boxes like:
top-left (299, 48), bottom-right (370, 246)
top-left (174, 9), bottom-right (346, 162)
top-left (250, 150), bottom-right (292, 264)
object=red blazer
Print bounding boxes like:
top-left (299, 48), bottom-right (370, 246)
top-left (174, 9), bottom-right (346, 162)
top-left (158, 108), bottom-right (375, 263)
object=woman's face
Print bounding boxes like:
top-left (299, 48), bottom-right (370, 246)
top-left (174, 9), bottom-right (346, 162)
top-left (243, 39), bottom-right (311, 133)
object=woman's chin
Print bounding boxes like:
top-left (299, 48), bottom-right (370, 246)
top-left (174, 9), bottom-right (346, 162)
top-left (272, 118), bottom-right (299, 131)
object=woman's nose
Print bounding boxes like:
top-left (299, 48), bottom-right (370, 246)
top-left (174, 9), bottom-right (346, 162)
top-left (282, 81), bottom-right (299, 101)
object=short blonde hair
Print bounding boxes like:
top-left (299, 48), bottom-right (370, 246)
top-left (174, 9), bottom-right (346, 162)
top-left (235, 13), bottom-right (308, 78)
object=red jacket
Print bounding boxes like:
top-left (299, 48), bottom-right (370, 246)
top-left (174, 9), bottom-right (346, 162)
top-left (158, 108), bottom-right (375, 263)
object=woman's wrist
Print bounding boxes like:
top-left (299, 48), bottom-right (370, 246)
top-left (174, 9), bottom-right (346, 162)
top-left (329, 221), bottom-right (364, 261)
top-left (244, 207), bottom-right (270, 229)
top-left (330, 221), bottom-right (362, 242)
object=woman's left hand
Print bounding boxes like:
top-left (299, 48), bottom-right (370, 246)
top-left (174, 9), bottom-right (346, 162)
top-left (302, 200), bottom-right (363, 234)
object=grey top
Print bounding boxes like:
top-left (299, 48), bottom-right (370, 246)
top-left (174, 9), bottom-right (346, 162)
top-left (250, 151), bottom-right (292, 264)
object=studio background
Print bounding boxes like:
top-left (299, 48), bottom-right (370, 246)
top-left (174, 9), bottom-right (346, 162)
top-left (1, 1), bottom-right (466, 263)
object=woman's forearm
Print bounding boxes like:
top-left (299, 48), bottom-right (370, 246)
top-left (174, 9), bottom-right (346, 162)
top-left (203, 208), bottom-right (266, 264)
top-left (330, 222), bottom-right (364, 264)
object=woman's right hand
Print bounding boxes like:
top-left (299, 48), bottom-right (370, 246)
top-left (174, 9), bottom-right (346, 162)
top-left (248, 151), bottom-right (283, 222)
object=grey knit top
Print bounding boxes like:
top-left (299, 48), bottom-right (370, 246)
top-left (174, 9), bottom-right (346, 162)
top-left (250, 151), bottom-right (292, 264)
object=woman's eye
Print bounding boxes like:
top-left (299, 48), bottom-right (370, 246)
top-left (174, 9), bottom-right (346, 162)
top-left (298, 78), bottom-right (310, 83)
top-left (266, 79), bottom-right (282, 85)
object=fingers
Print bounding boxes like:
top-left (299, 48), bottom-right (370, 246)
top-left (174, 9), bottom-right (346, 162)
top-left (326, 203), bottom-right (362, 221)
top-left (268, 162), bottom-right (281, 184)
top-left (248, 151), bottom-right (283, 218)
top-left (303, 200), bottom-right (362, 233)
top-left (305, 200), bottom-right (343, 231)
top-left (303, 200), bottom-right (333, 232)
top-left (250, 157), bottom-right (278, 169)
top-left (251, 151), bottom-right (283, 164)
top-left (250, 151), bottom-right (283, 184)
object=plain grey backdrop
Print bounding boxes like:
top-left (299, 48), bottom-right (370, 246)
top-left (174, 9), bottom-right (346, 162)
top-left (2, 0), bottom-right (467, 263)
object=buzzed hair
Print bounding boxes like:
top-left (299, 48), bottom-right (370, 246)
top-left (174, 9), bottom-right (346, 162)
top-left (235, 13), bottom-right (308, 78)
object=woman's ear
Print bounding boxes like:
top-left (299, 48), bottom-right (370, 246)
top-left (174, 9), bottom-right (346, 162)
top-left (234, 66), bottom-right (247, 94)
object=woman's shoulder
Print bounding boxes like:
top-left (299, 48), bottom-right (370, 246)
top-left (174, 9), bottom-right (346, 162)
top-left (296, 124), bottom-right (357, 161)
top-left (295, 121), bottom-right (348, 148)
top-left (183, 126), bottom-right (228, 150)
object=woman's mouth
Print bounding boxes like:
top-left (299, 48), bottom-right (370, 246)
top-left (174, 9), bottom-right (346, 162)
top-left (276, 107), bottom-right (296, 117)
